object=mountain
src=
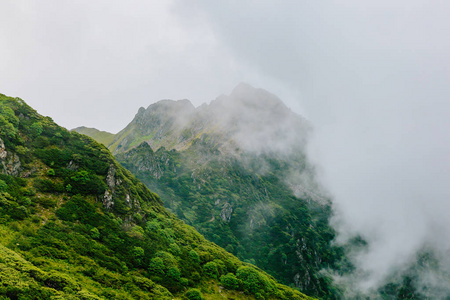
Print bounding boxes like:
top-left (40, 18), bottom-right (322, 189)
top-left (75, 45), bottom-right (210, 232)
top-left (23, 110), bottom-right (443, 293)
top-left (102, 83), bottom-right (309, 156)
top-left (0, 93), bottom-right (313, 299)
top-left (76, 84), bottom-right (345, 298)
top-left (72, 126), bottom-right (115, 147)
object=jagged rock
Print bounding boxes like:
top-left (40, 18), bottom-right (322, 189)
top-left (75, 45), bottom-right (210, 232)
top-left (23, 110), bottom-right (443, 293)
top-left (106, 164), bottom-right (116, 189)
top-left (220, 202), bottom-right (233, 222)
top-left (103, 190), bottom-right (114, 209)
top-left (103, 164), bottom-right (117, 209)
top-left (0, 138), bottom-right (7, 159)
top-left (0, 138), bottom-right (21, 176)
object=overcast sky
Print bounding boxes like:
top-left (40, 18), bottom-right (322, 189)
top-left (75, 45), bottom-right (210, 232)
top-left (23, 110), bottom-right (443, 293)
top-left (2, 0), bottom-right (450, 294)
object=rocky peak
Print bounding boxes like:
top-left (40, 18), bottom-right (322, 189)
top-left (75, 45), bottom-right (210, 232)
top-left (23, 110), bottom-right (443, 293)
top-left (99, 84), bottom-right (309, 155)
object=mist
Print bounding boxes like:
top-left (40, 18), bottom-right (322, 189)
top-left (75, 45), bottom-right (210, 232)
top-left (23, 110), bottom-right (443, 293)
top-left (2, 1), bottom-right (450, 296)
top-left (182, 0), bottom-right (450, 296)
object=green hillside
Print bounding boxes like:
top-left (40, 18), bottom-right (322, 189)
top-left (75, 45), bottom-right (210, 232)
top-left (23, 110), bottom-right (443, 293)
top-left (77, 84), bottom-right (345, 298)
top-left (72, 127), bottom-right (115, 147)
top-left (0, 93), bottom-right (314, 300)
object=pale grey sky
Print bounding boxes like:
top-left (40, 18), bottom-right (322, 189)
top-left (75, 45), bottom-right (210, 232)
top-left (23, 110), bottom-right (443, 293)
top-left (1, 0), bottom-right (450, 294)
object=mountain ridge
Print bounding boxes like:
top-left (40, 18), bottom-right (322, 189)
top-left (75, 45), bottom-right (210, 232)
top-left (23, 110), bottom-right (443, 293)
top-left (77, 83), bottom-right (310, 156)
top-left (0, 92), bottom-right (314, 299)
top-left (76, 84), bottom-right (343, 298)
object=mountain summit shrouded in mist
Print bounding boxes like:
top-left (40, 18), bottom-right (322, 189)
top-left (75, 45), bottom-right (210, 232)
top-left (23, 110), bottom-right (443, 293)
top-left (85, 83), bottom-right (309, 156)
top-left (76, 84), bottom-right (342, 297)
top-left (3, 1), bottom-right (450, 298)
top-left (78, 84), bottom-right (449, 298)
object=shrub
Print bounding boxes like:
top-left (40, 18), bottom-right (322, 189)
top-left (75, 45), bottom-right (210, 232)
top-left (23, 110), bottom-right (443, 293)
top-left (184, 288), bottom-right (204, 300)
top-left (44, 271), bottom-right (80, 291)
top-left (90, 227), bottom-right (100, 239)
top-left (0, 180), bottom-right (6, 192)
top-left (236, 266), bottom-right (275, 296)
top-left (168, 243), bottom-right (181, 256)
top-left (33, 178), bottom-right (64, 193)
top-left (132, 246), bottom-right (145, 266)
top-left (189, 250), bottom-right (200, 263)
top-left (56, 195), bottom-right (99, 226)
top-left (220, 273), bottom-right (240, 290)
top-left (203, 261), bottom-right (219, 279)
top-left (30, 122), bottom-right (43, 137)
top-left (65, 171), bottom-right (106, 195)
top-left (149, 257), bottom-right (165, 276)
top-left (35, 197), bottom-right (58, 208)
top-left (167, 267), bottom-right (181, 282)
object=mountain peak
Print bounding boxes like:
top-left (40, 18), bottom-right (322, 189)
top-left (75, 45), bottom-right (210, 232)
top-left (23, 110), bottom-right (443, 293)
top-left (106, 85), bottom-right (308, 154)
top-left (220, 83), bottom-right (288, 112)
top-left (146, 99), bottom-right (195, 111)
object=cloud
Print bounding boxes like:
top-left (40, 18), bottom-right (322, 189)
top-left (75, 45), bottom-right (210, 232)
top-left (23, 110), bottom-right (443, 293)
top-left (0, 1), bottom-right (242, 132)
top-left (182, 0), bottom-right (450, 295)
top-left (2, 0), bottom-right (450, 295)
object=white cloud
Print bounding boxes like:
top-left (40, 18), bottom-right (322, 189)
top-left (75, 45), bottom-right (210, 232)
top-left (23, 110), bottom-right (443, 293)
top-left (2, 1), bottom-right (450, 295)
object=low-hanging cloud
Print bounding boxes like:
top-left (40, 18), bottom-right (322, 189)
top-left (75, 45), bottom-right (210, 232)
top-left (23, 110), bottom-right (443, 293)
top-left (181, 0), bottom-right (450, 296)
top-left (2, 0), bottom-right (450, 296)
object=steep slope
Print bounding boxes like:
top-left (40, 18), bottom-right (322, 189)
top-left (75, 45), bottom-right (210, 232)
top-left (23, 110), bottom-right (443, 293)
top-left (72, 126), bottom-right (115, 147)
top-left (76, 84), bottom-right (344, 298)
top-left (0, 93), bottom-right (313, 300)
top-left (116, 143), bottom-right (342, 298)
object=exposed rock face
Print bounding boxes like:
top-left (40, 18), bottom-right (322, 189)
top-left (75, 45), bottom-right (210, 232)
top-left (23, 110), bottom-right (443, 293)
top-left (103, 164), bottom-right (139, 210)
top-left (117, 142), bottom-right (177, 180)
top-left (0, 138), bottom-right (21, 176)
top-left (103, 164), bottom-right (117, 209)
top-left (220, 202), bottom-right (233, 222)
top-left (0, 138), bottom-right (6, 160)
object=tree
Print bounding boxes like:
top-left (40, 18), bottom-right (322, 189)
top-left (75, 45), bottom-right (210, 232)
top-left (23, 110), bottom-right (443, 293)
top-left (0, 180), bottom-right (6, 192)
top-left (220, 273), bottom-right (240, 290)
top-left (184, 288), bottom-right (204, 300)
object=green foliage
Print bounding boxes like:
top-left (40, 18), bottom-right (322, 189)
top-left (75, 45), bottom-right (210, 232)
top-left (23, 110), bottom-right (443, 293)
top-left (33, 178), bottom-right (64, 193)
top-left (189, 249), bottom-right (200, 263)
top-left (66, 171), bottom-right (107, 195)
top-left (203, 261), bottom-right (219, 279)
top-left (0, 180), bottom-right (6, 192)
top-left (90, 227), bottom-right (100, 239)
top-left (0, 93), bottom-right (314, 300)
top-left (221, 273), bottom-right (240, 290)
top-left (149, 257), bottom-right (166, 276)
top-left (184, 288), bottom-right (204, 300)
top-left (30, 122), bottom-right (43, 137)
top-left (56, 195), bottom-right (98, 224)
top-left (132, 246), bottom-right (145, 266)
top-left (44, 271), bottom-right (80, 291)
top-left (116, 141), bottom-right (343, 297)
top-left (236, 266), bottom-right (276, 296)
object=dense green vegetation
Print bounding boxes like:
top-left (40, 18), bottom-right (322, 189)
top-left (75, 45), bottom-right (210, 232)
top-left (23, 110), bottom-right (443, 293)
top-left (74, 87), bottom-right (345, 298)
top-left (0, 93), bottom-right (313, 299)
top-left (116, 140), bottom-right (343, 298)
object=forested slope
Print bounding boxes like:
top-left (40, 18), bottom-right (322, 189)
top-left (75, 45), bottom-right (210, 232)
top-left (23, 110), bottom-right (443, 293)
top-left (77, 84), bottom-right (345, 298)
top-left (0, 93), bottom-right (313, 300)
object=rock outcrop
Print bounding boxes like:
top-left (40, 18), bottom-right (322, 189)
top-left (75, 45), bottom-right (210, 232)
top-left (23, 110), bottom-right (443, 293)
top-left (0, 138), bottom-right (21, 176)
